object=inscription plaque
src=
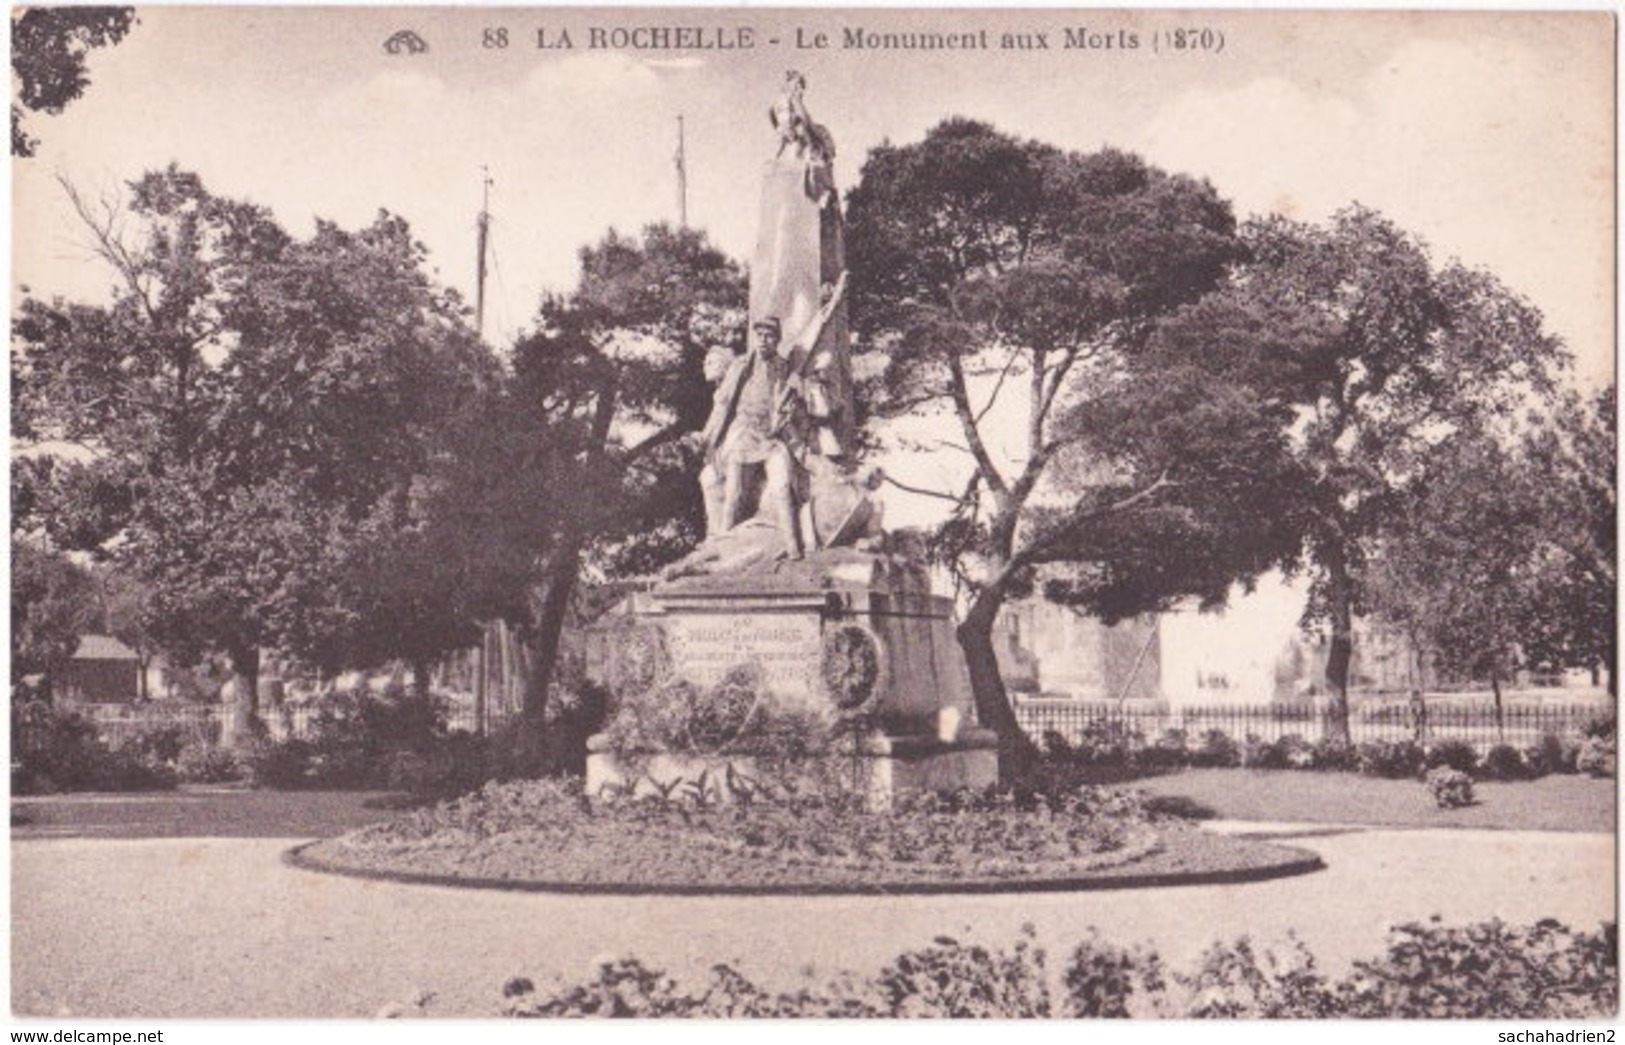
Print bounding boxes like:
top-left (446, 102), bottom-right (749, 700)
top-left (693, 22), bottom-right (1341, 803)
top-left (662, 611), bottom-right (823, 699)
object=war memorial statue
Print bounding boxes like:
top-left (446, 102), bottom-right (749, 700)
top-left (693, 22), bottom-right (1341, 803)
top-left (585, 75), bottom-right (997, 803)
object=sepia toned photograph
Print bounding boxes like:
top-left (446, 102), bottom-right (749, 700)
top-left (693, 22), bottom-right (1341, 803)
top-left (8, 5), bottom-right (1617, 1022)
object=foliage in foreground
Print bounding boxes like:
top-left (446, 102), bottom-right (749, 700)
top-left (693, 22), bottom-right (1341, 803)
top-left (500, 917), bottom-right (1616, 1019)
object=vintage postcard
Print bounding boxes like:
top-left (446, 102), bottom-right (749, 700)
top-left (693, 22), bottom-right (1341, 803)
top-left (9, 5), bottom-right (1616, 1027)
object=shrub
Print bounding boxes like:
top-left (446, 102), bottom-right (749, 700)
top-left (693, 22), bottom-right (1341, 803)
top-left (1525, 732), bottom-right (1579, 777)
top-left (1581, 715), bottom-right (1616, 742)
top-left (175, 740), bottom-right (243, 784)
top-left (1073, 718), bottom-right (1142, 767)
top-left (12, 706), bottom-right (104, 793)
top-left (1177, 935), bottom-right (1340, 1018)
top-left (502, 919), bottom-right (1618, 1019)
top-left (1310, 737), bottom-right (1358, 772)
top-left (1275, 734), bottom-right (1315, 769)
top-left (1356, 739), bottom-right (1425, 779)
top-left (244, 737), bottom-right (316, 789)
top-left (1341, 917), bottom-right (1618, 1018)
top-left (1189, 729), bottom-right (1240, 769)
top-left (1576, 736), bottom-right (1616, 779)
top-left (1424, 739), bottom-right (1478, 774)
top-left (1426, 768), bottom-right (1475, 809)
top-left (1138, 729), bottom-right (1189, 770)
top-left (117, 724), bottom-right (191, 766)
top-left (1062, 932), bottom-right (1168, 1018)
top-left (506, 933), bottom-right (1054, 1018)
top-left (1478, 744), bottom-right (1528, 781)
top-left (1239, 734), bottom-right (1283, 770)
top-left (11, 706), bottom-right (178, 794)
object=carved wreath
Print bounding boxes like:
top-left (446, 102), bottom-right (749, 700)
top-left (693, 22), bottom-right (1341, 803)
top-left (820, 622), bottom-right (883, 716)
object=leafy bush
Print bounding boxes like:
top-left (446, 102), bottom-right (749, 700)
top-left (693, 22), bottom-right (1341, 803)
top-left (506, 932), bottom-right (1055, 1018)
top-left (1139, 729), bottom-right (1189, 770)
top-left (1240, 734), bottom-right (1286, 770)
top-left (1275, 734), bottom-right (1315, 769)
top-left (175, 739), bottom-right (242, 784)
top-left (1525, 732), bottom-right (1579, 777)
top-left (1177, 935), bottom-right (1339, 1018)
top-left (1062, 932), bottom-right (1167, 1017)
top-left (1581, 715), bottom-right (1616, 742)
top-left (11, 705), bottom-right (178, 794)
top-left (503, 918), bottom-right (1618, 1019)
top-left (242, 686), bottom-right (481, 791)
top-left (1426, 768), bottom-right (1475, 809)
top-left (1189, 729), bottom-right (1240, 769)
top-left (1576, 736), bottom-right (1616, 779)
top-left (1309, 737), bottom-right (1358, 772)
top-left (1478, 744), bottom-right (1528, 781)
top-left (1072, 719), bottom-right (1142, 767)
top-left (1356, 739), bottom-right (1425, 779)
top-left (603, 665), bottom-right (780, 758)
top-left (872, 931), bottom-right (1052, 1017)
top-left (1341, 918), bottom-right (1617, 1018)
top-left (1423, 739), bottom-right (1478, 774)
top-left (244, 737), bottom-right (317, 789)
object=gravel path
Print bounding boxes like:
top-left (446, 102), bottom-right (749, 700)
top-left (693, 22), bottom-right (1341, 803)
top-left (12, 826), bottom-right (1614, 1018)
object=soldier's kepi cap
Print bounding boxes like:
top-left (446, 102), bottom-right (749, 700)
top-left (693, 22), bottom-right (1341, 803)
top-left (752, 316), bottom-right (782, 334)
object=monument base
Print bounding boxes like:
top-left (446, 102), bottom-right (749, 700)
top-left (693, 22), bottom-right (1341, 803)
top-left (584, 728), bottom-right (999, 810)
top-left (581, 547), bottom-right (1000, 805)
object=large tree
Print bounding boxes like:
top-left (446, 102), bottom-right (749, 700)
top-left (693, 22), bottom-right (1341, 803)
top-left (506, 224), bottom-right (746, 770)
top-left (1237, 208), bottom-right (1568, 738)
top-left (1520, 386), bottom-right (1617, 691)
top-left (1364, 428), bottom-right (1562, 724)
top-left (845, 120), bottom-right (1304, 777)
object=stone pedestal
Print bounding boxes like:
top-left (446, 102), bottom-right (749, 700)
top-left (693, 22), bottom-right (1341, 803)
top-left (583, 549), bottom-right (998, 804)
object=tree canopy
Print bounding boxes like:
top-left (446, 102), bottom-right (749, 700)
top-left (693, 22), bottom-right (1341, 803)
top-left (13, 169), bottom-right (500, 727)
top-left (11, 6), bottom-right (135, 157)
top-left (1233, 207), bottom-right (1569, 735)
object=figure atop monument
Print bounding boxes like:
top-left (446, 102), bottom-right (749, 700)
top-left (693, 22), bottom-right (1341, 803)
top-left (769, 69), bottom-right (836, 166)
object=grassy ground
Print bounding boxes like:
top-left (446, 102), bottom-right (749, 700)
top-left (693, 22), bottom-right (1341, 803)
top-left (11, 784), bottom-right (408, 839)
top-left (1137, 769), bottom-right (1615, 832)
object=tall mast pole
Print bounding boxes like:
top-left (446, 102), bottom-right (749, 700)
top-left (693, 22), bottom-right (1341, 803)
top-left (475, 166), bottom-right (493, 338)
top-left (675, 115), bottom-right (688, 228)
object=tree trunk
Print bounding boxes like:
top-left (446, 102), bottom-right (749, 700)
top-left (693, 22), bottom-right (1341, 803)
top-left (957, 590), bottom-right (1039, 786)
top-left (517, 540), bottom-right (584, 775)
top-left (1323, 565), bottom-right (1355, 746)
top-left (223, 645), bottom-right (261, 748)
top-left (411, 658), bottom-right (431, 703)
top-left (1490, 666), bottom-right (1505, 742)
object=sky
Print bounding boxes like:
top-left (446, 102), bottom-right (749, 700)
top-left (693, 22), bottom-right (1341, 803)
top-left (10, 6), bottom-right (1617, 686)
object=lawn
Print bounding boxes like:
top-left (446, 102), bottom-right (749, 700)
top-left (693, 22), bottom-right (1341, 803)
top-left (1137, 769), bottom-right (1615, 833)
top-left (11, 784), bottom-right (408, 839)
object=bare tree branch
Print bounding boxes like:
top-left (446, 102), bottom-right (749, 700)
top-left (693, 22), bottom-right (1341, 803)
top-left (880, 472), bottom-right (968, 505)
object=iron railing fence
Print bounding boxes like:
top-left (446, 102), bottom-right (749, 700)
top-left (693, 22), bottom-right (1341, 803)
top-left (1015, 698), bottom-right (1614, 752)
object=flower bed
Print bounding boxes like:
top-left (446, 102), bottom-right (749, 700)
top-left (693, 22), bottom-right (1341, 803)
top-left (292, 778), bottom-right (1322, 893)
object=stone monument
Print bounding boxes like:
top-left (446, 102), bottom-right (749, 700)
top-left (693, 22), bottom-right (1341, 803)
top-left (584, 73), bottom-right (997, 803)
